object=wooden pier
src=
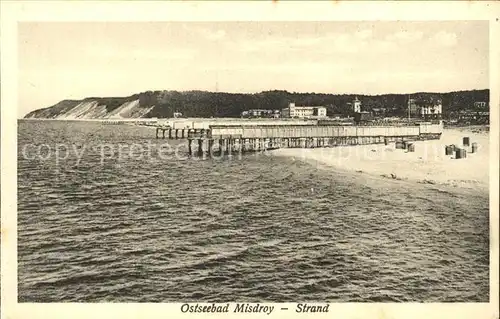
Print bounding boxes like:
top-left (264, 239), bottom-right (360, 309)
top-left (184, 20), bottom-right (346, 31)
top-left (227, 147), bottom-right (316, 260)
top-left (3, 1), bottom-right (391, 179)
top-left (154, 119), bottom-right (318, 140)
top-left (170, 123), bottom-right (443, 157)
top-left (155, 126), bottom-right (195, 139)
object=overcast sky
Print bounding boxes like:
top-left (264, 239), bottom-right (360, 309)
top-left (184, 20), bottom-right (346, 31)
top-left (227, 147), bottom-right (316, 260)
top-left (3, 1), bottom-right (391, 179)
top-left (18, 21), bottom-right (488, 116)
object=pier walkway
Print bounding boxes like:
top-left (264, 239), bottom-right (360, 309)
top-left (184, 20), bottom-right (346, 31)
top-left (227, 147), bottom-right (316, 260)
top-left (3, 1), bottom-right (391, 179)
top-left (154, 119), bottom-right (317, 139)
top-left (154, 122), bottom-right (443, 157)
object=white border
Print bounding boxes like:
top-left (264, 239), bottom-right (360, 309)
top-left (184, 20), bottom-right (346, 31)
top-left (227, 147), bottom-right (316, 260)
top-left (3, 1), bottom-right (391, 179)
top-left (1, 1), bottom-right (499, 319)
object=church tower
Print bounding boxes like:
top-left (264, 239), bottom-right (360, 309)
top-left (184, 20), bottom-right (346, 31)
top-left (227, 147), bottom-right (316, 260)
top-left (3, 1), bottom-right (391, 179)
top-left (353, 97), bottom-right (361, 113)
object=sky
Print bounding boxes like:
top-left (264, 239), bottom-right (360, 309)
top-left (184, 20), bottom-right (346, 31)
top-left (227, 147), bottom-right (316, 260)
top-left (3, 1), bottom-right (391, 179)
top-left (18, 21), bottom-right (489, 116)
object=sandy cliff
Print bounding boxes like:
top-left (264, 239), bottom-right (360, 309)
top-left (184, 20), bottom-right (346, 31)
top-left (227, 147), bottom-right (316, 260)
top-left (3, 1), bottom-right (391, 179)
top-left (24, 98), bottom-right (153, 119)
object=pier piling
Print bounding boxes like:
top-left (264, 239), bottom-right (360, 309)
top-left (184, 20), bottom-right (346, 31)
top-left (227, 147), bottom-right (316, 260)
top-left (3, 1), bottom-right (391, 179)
top-left (197, 139), bottom-right (203, 157)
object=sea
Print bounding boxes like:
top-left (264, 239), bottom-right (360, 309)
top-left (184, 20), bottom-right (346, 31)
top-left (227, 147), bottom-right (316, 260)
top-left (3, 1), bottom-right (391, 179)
top-left (17, 120), bottom-right (490, 302)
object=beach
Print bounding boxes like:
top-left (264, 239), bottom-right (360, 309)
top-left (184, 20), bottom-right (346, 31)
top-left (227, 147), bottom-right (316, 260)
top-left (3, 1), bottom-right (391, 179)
top-left (271, 128), bottom-right (489, 192)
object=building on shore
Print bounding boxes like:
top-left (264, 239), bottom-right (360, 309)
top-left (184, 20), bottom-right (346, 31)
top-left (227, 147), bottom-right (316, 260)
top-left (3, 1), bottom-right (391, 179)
top-left (419, 100), bottom-right (442, 120)
top-left (353, 97), bottom-right (362, 113)
top-left (455, 110), bottom-right (489, 124)
top-left (474, 101), bottom-right (488, 108)
top-left (281, 103), bottom-right (327, 119)
top-left (371, 108), bottom-right (387, 117)
top-left (241, 109), bottom-right (280, 118)
top-left (354, 111), bottom-right (374, 123)
top-left (405, 97), bottom-right (443, 120)
top-left (346, 97), bottom-right (362, 114)
top-left (347, 97), bottom-right (369, 123)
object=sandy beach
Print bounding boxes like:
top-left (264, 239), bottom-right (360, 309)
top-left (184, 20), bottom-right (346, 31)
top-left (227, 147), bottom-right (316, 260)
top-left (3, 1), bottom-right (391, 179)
top-left (271, 128), bottom-right (490, 191)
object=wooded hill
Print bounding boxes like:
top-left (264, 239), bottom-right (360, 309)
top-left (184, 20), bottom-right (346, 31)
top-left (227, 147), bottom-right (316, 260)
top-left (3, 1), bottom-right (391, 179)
top-left (25, 89), bottom-right (490, 119)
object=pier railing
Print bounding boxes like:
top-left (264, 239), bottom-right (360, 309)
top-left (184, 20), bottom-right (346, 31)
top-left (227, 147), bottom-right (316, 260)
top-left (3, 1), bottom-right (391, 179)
top-left (207, 124), bottom-right (442, 139)
top-left (154, 122), bottom-right (442, 156)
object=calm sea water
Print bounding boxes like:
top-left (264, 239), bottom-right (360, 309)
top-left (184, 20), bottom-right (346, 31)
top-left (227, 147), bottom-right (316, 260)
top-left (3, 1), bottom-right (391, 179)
top-left (17, 120), bottom-right (489, 302)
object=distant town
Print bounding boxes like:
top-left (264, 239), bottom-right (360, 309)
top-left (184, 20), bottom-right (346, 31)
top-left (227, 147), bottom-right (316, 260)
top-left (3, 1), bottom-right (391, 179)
top-left (237, 96), bottom-right (489, 126)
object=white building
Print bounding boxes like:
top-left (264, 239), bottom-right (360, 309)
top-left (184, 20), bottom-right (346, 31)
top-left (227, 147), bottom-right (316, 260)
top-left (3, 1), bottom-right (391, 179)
top-left (474, 101), bottom-right (488, 108)
top-left (353, 97), bottom-right (362, 113)
top-left (282, 103), bottom-right (327, 119)
top-left (419, 101), bottom-right (442, 119)
top-left (347, 97), bottom-right (362, 113)
top-left (241, 109), bottom-right (279, 118)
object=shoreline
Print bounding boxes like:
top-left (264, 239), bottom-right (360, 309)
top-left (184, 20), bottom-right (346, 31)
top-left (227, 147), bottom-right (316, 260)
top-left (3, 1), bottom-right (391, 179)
top-left (269, 128), bottom-right (489, 193)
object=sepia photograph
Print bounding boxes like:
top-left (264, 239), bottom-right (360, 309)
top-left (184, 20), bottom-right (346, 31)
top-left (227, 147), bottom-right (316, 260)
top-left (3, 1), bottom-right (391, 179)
top-left (1, 1), bottom-right (499, 319)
